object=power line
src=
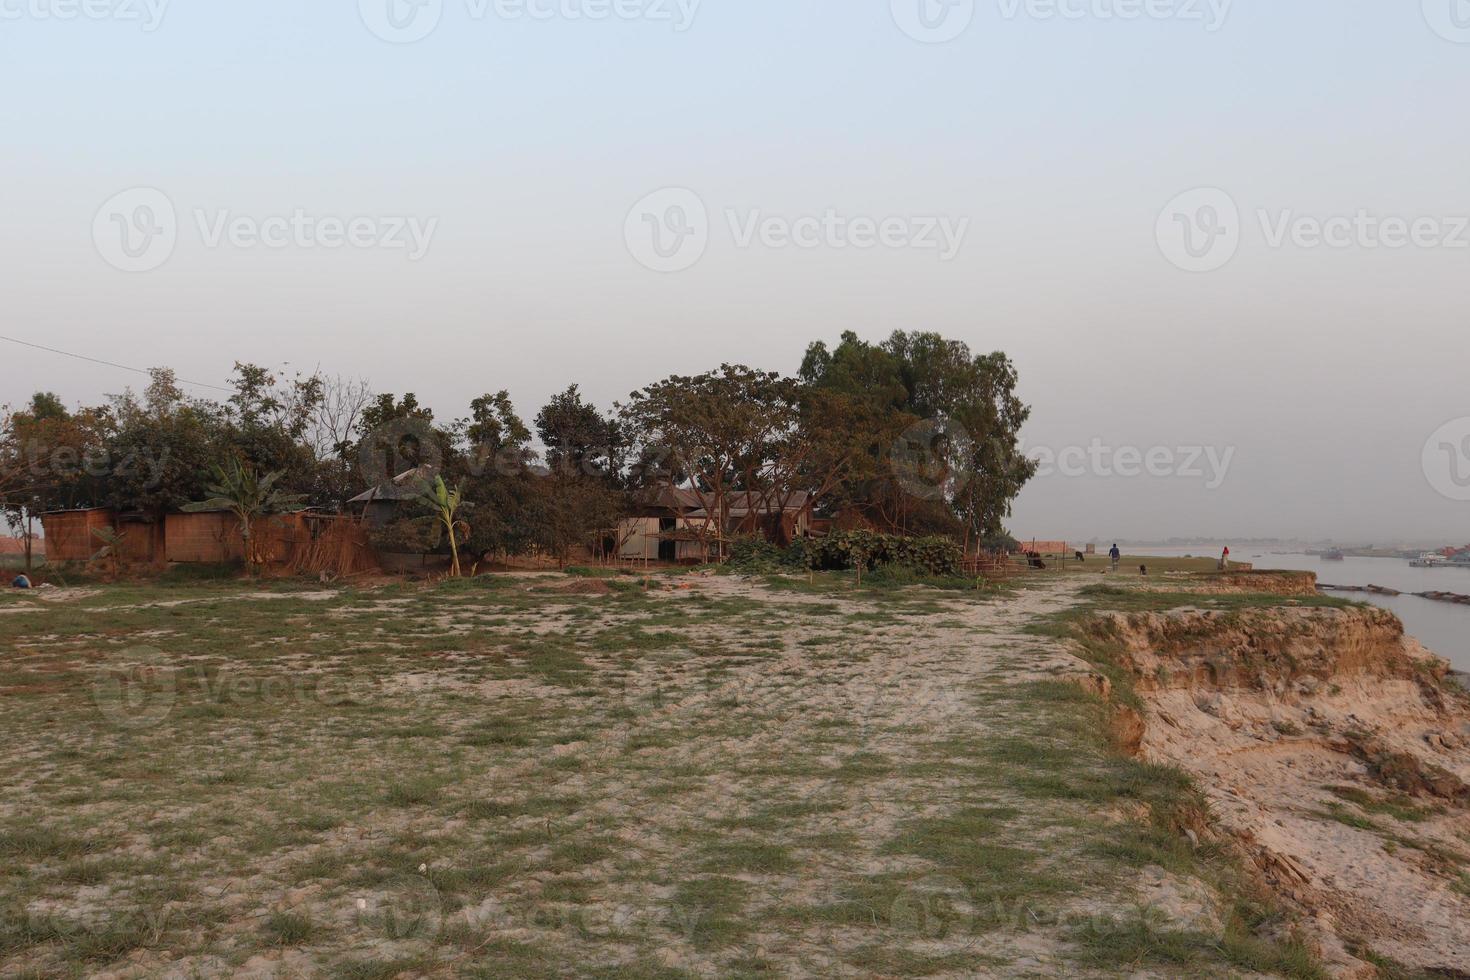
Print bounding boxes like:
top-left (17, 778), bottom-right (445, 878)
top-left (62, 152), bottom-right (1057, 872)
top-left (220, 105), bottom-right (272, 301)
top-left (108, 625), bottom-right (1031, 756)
top-left (0, 333), bottom-right (232, 394)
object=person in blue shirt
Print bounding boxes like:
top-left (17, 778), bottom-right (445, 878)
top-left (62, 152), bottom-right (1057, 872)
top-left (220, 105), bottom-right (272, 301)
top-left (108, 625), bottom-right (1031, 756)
top-left (1108, 544), bottom-right (1121, 571)
top-left (12, 574), bottom-right (32, 589)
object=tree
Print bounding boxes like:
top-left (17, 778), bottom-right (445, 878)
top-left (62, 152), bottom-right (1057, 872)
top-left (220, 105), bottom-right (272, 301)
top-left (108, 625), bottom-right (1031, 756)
top-left (413, 476), bottom-right (469, 577)
top-left (307, 375), bottom-right (375, 508)
top-left (535, 385), bottom-right (628, 482)
top-left (2, 393), bottom-right (115, 571)
top-left (0, 406), bottom-right (27, 568)
top-left (448, 392), bottom-right (538, 563)
top-left (354, 393), bottom-right (448, 491)
top-left (221, 363), bottom-right (322, 497)
top-left (460, 390), bottom-right (533, 480)
top-left (800, 331), bottom-right (1036, 545)
top-left (525, 387), bottom-right (632, 565)
top-left (182, 460), bottom-right (307, 575)
top-left (620, 365), bottom-right (799, 562)
top-left (764, 385), bottom-right (887, 524)
top-left (104, 370), bottom-right (226, 517)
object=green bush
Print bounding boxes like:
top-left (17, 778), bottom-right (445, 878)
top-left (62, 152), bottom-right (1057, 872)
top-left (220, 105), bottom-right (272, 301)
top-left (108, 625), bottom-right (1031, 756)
top-left (811, 530), bottom-right (962, 576)
top-left (727, 531), bottom-right (963, 577)
top-left (724, 530), bottom-right (965, 577)
top-left (727, 535), bottom-right (800, 574)
top-left (784, 535), bottom-right (814, 571)
top-left (367, 517), bottom-right (441, 555)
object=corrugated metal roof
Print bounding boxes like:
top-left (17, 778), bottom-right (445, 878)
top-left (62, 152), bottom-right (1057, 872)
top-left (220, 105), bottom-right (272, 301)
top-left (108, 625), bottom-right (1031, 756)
top-left (347, 465), bottom-right (438, 505)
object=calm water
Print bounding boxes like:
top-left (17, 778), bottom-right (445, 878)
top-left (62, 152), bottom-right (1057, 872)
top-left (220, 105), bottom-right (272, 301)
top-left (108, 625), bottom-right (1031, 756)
top-left (1130, 549), bottom-right (1470, 672)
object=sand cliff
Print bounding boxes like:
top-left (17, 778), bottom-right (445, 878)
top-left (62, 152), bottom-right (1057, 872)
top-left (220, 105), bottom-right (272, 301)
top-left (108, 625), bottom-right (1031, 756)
top-left (1083, 583), bottom-right (1470, 976)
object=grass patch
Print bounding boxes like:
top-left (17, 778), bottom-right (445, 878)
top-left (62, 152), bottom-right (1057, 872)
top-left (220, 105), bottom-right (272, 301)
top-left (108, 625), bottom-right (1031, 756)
top-left (261, 910), bottom-right (317, 947)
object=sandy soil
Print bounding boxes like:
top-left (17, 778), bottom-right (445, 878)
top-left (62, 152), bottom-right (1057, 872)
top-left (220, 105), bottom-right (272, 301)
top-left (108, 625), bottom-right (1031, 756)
top-left (1106, 603), bottom-right (1470, 976)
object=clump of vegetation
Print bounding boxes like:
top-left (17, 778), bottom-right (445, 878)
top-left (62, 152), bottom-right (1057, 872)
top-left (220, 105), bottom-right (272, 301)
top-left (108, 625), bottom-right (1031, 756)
top-left (727, 530), bottom-right (966, 581)
top-left (725, 536), bottom-right (807, 575)
top-left (811, 530), bottom-right (964, 576)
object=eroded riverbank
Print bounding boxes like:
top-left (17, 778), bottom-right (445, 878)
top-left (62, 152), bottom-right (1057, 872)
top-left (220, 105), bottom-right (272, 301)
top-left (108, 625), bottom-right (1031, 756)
top-left (1065, 573), bottom-right (1470, 976)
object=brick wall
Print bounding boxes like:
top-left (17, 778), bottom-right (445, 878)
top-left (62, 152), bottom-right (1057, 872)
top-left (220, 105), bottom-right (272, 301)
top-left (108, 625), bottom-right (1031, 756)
top-left (164, 512), bottom-right (245, 564)
top-left (38, 510), bottom-right (115, 561)
top-left (116, 521), bottom-right (166, 567)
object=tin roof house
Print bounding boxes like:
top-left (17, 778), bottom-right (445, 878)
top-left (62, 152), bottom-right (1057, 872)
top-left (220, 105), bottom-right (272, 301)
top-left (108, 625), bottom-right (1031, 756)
top-left (346, 465), bottom-right (437, 528)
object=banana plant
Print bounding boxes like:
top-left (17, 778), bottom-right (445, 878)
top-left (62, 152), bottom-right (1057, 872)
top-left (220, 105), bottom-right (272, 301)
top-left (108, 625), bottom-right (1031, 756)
top-left (414, 475), bottom-right (469, 577)
top-left (184, 460), bottom-right (307, 575)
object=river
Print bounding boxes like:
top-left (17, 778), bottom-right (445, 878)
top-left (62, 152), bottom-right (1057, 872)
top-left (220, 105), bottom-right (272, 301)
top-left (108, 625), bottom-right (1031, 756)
top-left (1129, 548), bottom-right (1470, 672)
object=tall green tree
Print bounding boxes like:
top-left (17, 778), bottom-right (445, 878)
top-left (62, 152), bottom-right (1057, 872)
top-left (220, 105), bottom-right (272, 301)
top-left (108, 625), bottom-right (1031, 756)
top-left (800, 331), bottom-right (1036, 544)
top-left (104, 370), bottom-right (224, 517)
top-left (353, 393), bottom-right (449, 491)
top-left (535, 385), bottom-right (628, 482)
top-left (461, 391), bottom-right (532, 479)
top-left (2, 393), bottom-right (116, 567)
top-left (620, 365), bottom-right (800, 561)
top-left (531, 386), bottom-right (630, 564)
top-left (222, 363), bottom-right (323, 491)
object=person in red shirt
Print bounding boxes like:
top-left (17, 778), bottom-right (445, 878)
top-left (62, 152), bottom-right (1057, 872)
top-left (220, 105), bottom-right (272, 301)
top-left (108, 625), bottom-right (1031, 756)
top-left (1220, 546), bottom-right (1231, 570)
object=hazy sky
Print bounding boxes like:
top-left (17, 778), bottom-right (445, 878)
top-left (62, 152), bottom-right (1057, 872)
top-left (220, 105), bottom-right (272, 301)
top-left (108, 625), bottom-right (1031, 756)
top-left (2, 0), bottom-right (1468, 543)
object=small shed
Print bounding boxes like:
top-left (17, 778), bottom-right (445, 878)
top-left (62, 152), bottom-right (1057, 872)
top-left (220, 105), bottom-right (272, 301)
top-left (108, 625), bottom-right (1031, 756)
top-left (38, 508), bottom-right (116, 562)
top-left (347, 465), bottom-right (436, 528)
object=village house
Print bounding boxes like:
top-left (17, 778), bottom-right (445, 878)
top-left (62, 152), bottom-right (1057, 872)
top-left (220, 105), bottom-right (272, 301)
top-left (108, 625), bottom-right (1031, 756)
top-left (345, 465), bottom-right (437, 528)
top-left (615, 487), bottom-right (813, 563)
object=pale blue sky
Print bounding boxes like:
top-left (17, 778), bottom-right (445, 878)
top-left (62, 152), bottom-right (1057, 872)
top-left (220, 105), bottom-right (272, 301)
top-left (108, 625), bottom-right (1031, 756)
top-left (3, 1), bottom-right (1468, 541)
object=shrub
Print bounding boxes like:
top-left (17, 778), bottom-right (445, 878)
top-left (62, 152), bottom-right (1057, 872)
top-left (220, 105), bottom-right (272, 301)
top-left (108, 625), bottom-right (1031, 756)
top-left (812, 531), bottom-right (963, 577)
top-left (367, 517), bottom-right (440, 555)
top-left (728, 531), bottom-right (963, 578)
top-left (727, 535), bottom-right (799, 574)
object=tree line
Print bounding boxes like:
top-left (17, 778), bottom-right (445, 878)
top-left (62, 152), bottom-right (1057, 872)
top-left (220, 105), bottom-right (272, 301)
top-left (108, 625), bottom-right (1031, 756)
top-left (1, 331), bottom-right (1035, 566)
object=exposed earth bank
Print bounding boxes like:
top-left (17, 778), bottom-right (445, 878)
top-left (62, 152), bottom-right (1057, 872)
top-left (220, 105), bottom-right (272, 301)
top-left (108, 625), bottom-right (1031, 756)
top-left (1086, 575), bottom-right (1470, 976)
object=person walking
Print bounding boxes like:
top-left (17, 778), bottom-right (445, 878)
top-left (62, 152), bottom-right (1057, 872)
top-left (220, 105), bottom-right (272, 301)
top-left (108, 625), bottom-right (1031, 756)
top-left (1108, 543), bottom-right (1121, 572)
top-left (1219, 545), bottom-right (1230, 571)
